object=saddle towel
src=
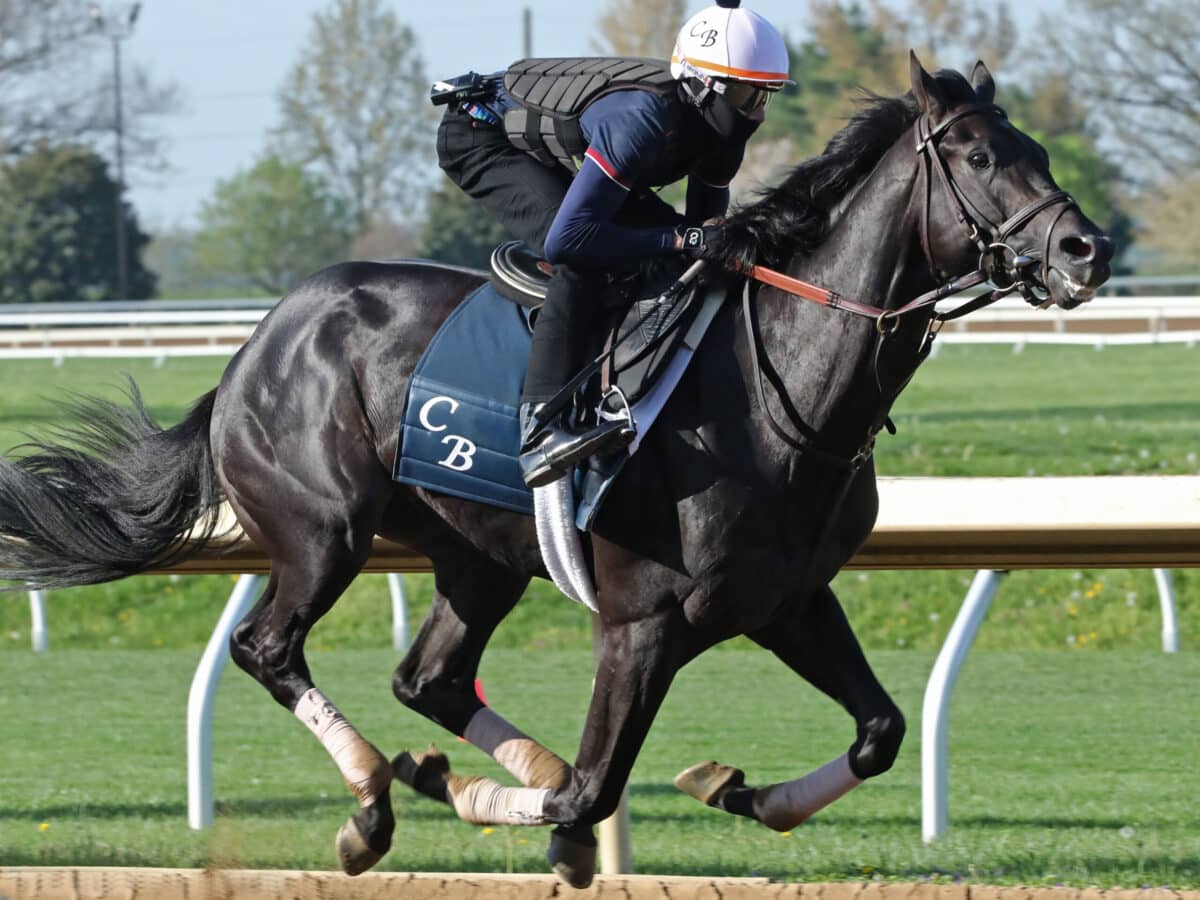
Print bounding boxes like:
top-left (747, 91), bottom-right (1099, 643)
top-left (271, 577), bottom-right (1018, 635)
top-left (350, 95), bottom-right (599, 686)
top-left (393, 284), bottom-right (533, 515)
top-left (393, 277), bottom-right (727, 607)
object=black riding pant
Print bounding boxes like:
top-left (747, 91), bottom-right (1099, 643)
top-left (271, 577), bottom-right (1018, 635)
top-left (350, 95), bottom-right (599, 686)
top-left (436, 107), bottom-right (681, 404)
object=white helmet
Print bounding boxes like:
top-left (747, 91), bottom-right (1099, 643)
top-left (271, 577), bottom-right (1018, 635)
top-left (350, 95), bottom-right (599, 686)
top-left (670, 1), bottom-right (792, 87)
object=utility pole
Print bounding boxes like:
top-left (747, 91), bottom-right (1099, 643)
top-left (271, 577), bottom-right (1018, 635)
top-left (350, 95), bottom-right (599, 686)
top-left (89, 2), bottom-right (141, 301)
top-left (523, 7), bottom-right (532, 57)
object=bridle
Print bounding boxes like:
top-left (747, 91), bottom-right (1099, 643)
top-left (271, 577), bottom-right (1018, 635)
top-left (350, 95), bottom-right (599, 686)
top-left (737, 102), bottom-right (1080, 469)
top-left (741, 102), bottom-right (1079, 335)
top-left (914, 103), bottom-right (1076, 307)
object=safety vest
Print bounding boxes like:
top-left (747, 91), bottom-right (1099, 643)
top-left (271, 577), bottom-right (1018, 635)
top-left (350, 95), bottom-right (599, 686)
top-left (502, 57), bottom-right (678, 171)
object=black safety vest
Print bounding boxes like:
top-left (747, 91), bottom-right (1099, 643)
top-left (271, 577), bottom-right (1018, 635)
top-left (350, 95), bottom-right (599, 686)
top-left (502, 57), bottom-right (678, 171)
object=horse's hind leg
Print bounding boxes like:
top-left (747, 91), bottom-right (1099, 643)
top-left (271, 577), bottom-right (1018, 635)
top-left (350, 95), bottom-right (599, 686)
top-left (675, 584), bottom-right (906, 831)
top-left (228, 539), bottom-right (394, 875)
top-left (390, 550), bottom-right (596, 886)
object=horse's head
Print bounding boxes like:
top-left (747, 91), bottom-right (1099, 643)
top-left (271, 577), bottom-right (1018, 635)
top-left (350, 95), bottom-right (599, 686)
top-left (909, 53), bottom-right (1113, 309)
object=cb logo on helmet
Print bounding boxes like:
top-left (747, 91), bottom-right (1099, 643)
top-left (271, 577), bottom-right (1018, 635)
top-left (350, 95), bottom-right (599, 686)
top-left (689, 21), bottom-right (720, 47)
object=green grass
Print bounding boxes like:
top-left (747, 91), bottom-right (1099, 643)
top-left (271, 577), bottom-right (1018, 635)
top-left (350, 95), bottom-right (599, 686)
top-left (880, 344), bottom-right (1200, 477)
top-left (1, 349), bottom-right (1197, 882)
top-left (2, 648), bottom-right (1197, 885)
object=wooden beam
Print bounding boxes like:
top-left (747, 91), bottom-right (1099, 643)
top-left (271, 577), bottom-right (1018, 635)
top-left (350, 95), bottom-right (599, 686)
top-left (149, 476), bottom-right (1200, 576)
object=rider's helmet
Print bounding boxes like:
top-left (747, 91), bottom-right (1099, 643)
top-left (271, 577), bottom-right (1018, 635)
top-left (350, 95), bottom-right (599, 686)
top-left (670, 0), bottom-right (792, 138)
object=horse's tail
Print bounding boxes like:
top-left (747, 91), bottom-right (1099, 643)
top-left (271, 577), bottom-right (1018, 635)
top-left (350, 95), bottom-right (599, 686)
top-left (0, 382), bottom-right (226, 590)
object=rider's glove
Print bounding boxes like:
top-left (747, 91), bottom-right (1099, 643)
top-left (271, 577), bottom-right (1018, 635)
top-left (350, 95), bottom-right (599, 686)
top-left (677, 224), bottom-right (728, 262)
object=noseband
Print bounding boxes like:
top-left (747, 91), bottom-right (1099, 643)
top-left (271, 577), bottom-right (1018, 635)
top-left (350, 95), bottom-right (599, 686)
top-left (915, 103), bottom-right (1077, 305)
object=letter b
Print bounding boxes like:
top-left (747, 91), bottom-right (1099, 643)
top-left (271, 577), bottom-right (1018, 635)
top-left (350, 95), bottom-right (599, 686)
top-left (438, 435), bottom-right (477, 472)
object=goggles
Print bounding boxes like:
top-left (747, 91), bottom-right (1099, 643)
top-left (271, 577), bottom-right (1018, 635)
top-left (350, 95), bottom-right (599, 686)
top-left (714, 79), bottom-right (782, 114)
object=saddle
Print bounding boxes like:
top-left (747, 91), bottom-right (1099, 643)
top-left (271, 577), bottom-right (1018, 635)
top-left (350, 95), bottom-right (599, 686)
top-left (489, 240), bottom-right (702, 408)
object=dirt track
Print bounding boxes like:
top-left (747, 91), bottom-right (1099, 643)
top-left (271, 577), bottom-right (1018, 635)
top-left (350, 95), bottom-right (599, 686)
top-left (2, 869), bottom-right (1198, 900)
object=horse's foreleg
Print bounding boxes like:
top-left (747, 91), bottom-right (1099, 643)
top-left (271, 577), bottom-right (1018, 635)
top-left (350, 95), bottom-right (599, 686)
top-left (542, 607), bottom-right (684, 828)
top-left (228, 549), bottom-right (394, 875)
top-left (676, 584), bottom-right (905, 831)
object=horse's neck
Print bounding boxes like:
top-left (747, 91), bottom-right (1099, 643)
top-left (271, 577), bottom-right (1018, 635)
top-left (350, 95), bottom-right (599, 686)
top-left (748, 139), bottom-right (934, 461)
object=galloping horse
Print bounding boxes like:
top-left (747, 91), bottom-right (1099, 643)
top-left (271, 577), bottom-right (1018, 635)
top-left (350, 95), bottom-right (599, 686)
top-left (0, 57), bottom-right (1111, 885)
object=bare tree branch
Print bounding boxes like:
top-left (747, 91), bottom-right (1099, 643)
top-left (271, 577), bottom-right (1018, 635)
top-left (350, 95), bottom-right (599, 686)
top-left (591, 0), bottom-right (687, 58)
top-left (0, 0), bottom-right (181, 171)
top-left (1036, 0), bottom-right (1200, 182)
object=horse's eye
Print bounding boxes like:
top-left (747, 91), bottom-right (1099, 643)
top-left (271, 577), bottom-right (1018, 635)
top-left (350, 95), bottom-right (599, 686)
top-left (968, 150), bottom-right (991, 170)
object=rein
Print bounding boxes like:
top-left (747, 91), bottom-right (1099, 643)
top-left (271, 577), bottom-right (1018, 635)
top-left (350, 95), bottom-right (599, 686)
top-left (738, 102), bottom-right (1079, 467)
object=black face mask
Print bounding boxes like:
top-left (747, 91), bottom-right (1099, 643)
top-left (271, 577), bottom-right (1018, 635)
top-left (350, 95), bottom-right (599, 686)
top-left (680, 79), bottom-right (761, 143)
top-left (702, 93), bottom-right (762, 142)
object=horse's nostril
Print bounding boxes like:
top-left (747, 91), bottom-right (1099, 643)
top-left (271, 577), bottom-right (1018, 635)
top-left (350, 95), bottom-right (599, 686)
top-left (1060, 235), bottom-right (1094, 260)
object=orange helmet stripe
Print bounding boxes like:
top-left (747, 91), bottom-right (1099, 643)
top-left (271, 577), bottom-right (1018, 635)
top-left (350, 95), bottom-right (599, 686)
top-left (672, 54), bottom-right (789, 84)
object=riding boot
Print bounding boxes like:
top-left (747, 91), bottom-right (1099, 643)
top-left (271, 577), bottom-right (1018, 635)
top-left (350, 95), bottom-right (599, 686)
top-left (518, 401), bottom-right (633, 489)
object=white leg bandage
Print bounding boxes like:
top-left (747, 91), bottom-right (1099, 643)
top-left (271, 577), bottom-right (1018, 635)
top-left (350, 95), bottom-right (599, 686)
top-left (449, 776), bottom-right (551, 826)
top-left (752, 753), bottom-right (864, 831)
top-left (462, 707), bottom-right (571, 789)
top-left (294, 688), bottom-right (388, 806)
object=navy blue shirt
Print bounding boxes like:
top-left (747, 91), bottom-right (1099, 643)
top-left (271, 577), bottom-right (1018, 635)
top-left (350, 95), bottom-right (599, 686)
top-left (497, 87), bottom-right (747, 266)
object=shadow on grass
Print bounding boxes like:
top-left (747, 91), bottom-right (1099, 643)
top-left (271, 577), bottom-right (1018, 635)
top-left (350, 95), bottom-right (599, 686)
top-left (894, 401), bottom-right (1197, 426)
top-left (1, 793), bottom-right (456, 824)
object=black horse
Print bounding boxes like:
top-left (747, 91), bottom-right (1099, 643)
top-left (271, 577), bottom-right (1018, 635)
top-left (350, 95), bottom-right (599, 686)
top-left (0, 57), bottom-right (1111, 885)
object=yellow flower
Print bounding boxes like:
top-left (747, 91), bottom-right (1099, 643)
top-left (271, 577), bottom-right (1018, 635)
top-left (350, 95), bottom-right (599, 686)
top-left (1066, 603), bottom-right (1079, 617)
top-left (38, 822), bottom-right (50, 832)
top-left (481, 827), bottom-right (495, 836)
top-left (779, 831), bottom-right (792, 838)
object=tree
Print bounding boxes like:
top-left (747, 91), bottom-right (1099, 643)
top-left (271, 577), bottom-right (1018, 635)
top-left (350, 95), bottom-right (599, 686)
top-left (1129, 178), bottom-right (1200, 273)
top-left (272, 0), bottom-right (434, 230)
top-left (757, 3), bottom-right (907, 156)
top-left (591, 0), bottom-right (686, 58)
top-left (417, 182), bottom-right (509, 269)
top-left (893, 0), bottom-right (1019, 74)
top-left (350, 215), bottom-right (421, 261)
top-left (1035, 0), bottom-right (1200, 184)
top-left (0, 0), bottom-right (180, 172)
top-left (0, 142), bottom-right (155, 302)
top-left (192, 155), bottom-right (355, 297)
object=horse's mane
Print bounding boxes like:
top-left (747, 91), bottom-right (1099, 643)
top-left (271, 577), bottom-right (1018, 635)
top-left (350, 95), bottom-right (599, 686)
top-left (718, 70), bottom-right (981, 270)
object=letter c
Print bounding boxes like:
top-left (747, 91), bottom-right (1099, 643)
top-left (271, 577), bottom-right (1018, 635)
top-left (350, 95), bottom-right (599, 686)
top-left (419, 396), bottom-right (459, 432)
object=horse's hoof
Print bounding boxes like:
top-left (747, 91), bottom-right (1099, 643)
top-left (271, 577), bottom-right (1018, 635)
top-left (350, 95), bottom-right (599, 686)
top-left (674, 760), bottom-right (745, 807)
top-left (335, 815), bottom-right (386, 876)
top-left (392, 743), bottom-right (451, 805)
top-left (547, 824), bottom-right (596, 889)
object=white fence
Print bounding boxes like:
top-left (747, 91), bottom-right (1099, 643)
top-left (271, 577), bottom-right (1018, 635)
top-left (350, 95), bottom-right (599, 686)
top-left (0, 289), bottom-right (1199, 361)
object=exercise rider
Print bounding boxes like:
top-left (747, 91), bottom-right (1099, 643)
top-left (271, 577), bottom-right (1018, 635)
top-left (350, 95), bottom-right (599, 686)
top-left (432, 0), bottom-right (790, 487)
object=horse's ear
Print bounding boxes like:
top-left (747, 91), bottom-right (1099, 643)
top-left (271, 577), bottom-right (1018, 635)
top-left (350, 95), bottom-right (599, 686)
top-left (909, 50), bottom-right (948, 119)
top-left (971, 60), bottom-right (995, 105)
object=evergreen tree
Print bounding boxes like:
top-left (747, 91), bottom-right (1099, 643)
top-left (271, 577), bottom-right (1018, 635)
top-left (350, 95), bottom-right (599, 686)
top-left (0, 143), bottom-right (155, 302)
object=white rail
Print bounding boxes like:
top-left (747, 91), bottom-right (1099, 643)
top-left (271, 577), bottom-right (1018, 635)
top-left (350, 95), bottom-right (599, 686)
top-left (0, 295), bottom-right (1198, 361)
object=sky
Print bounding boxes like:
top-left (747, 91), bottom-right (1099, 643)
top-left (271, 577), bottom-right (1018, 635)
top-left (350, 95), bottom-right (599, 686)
top-left (117, 0), bottom-right (1059, 229)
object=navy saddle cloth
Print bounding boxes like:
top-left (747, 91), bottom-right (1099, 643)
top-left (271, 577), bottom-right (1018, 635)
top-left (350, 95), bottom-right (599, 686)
top-left (393, 265), bottom-right (702, 521)
top-left (393, 283), bottom-right (534, 515)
